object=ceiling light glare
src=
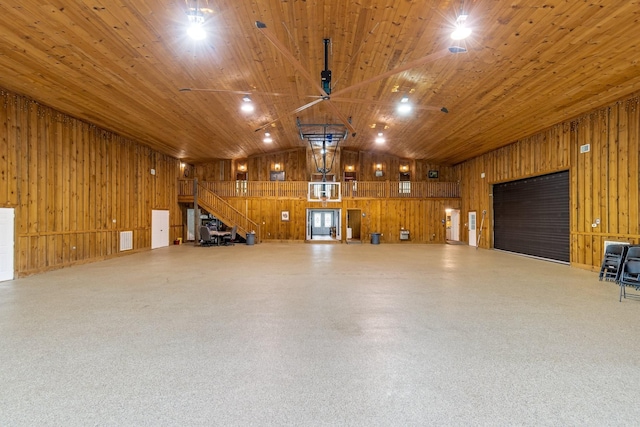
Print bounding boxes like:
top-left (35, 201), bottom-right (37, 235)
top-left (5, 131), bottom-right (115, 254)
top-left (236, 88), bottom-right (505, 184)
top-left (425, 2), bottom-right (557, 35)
top-left (263, 133), bottom-right (272, 143)
top-left (241, 97), bottom-right (254, 113)
top-left (375, 132), bottom-right (385, 144)
top-left (397, 97), bottom-right (412, 114)
top-left (187, 23), bottom-right (206, 40)
top-left (187, 10), bottom-right (206, 40)
top-left (451, 25), bottom-right (472, 40)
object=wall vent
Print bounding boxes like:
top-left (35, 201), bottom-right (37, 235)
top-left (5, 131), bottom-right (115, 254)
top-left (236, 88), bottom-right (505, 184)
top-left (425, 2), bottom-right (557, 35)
top-left (120, 231), bottom-right (133, 251)
top-left (580, 143), bottom-right (590, 153)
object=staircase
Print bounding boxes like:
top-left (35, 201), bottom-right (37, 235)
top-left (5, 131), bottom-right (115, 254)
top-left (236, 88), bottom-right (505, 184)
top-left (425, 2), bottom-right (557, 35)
top-left (195, 183), bottom-right (260, 243)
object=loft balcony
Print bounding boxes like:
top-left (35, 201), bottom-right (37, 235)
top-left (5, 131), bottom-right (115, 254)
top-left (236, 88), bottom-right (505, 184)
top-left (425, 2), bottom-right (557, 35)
top-left (178, 179), bottom-right (460, 201)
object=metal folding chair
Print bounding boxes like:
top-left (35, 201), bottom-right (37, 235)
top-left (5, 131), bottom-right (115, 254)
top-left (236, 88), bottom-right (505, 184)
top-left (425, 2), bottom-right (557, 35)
top-left (599, 244), bottom-right (628, 282)
top-left (619, 259), bottom-right (640, 302)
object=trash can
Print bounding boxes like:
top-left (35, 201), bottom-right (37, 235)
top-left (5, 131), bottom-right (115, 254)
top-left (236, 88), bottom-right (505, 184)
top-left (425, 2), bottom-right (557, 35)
top-left (371, 233), bottom-right (381, 245)
top-left (246, 232), bottom-right (255, 245)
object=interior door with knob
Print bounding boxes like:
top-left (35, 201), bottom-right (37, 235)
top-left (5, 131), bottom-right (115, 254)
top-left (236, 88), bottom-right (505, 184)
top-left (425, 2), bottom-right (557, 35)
top-left (151, 210), bottom-right (170, 249)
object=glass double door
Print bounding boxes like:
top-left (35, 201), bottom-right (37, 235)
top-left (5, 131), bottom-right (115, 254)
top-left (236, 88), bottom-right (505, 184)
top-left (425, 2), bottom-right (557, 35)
top-left (312, 211), bottom-right (333, 236)
top-left (307, 209), bottom-right (340, 240)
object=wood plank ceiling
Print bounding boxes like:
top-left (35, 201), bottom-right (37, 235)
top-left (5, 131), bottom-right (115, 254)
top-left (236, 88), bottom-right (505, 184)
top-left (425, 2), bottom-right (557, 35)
top-left (0, 0), bottom-right (638, 165)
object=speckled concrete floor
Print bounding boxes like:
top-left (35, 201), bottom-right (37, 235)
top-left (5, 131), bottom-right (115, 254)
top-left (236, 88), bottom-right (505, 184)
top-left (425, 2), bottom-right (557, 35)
top-left (1, 243), bottom-right (638, 426)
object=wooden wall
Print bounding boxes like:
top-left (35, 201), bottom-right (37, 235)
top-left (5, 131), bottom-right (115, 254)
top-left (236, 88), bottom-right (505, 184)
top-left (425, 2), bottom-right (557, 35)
top-left (342, 150), bottom-right (459, 182)
top-left (225, 198), bottom-right (461, 243)
top-left (194, 160), bottom-right (232, 181)
top-left (249, 148), bottom-right (308, 181)
top-left (0, 89), bottom-right (184, 277)
top-left (198, 148), bottom-right (459, 183)
top-left (456, 93), bottom-right (640, 270)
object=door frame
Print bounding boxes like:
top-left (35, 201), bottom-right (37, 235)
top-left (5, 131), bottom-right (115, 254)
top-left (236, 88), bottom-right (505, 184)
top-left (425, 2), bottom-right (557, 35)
top-left (445, 208), bottom-right (461, 241)
top-left (346, 209), bottom-right (362, 242)
top-left (306, 208), bottom-right (341, 241)
top-left (450, 209), bottom-right (461, 241)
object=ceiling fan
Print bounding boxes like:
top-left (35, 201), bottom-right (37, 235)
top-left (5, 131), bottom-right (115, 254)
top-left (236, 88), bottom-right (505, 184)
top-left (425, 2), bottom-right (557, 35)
top-left (180, 20), bottom-right (466, 137)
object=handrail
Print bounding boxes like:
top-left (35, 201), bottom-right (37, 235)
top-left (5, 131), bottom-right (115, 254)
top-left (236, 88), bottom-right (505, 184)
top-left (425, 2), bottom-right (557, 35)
top-left (196, 184), bottom-right (261, 242)
top-left (178, 180), bottom-right (459, 199)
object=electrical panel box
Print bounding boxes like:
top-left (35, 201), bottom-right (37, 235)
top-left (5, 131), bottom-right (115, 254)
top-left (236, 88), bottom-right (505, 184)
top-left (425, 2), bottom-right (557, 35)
top-left (400, 230), bottom-right (410, 240)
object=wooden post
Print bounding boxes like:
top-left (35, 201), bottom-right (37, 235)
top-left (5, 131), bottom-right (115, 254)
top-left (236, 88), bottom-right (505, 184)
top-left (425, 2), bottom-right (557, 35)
top-left (193, 178), bottom-right (199, 245)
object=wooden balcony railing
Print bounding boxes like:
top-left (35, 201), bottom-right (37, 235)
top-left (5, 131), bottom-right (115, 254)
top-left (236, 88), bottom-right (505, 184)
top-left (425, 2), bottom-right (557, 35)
top-left (178, 180), bottom-right (460, 199)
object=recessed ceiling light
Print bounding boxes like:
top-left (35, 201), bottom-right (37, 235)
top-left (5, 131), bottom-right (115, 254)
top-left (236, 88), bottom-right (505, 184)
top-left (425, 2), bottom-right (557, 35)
top-left (451, 12), bottom-right (472, 40)
top-left (186, 10), bottom-right (206, 40)
top-left (451, 26), bottom-right (472, 40)
top-left (397, 96), bottom-right (412, 114)
top-left (241, 96), bottom-right (255, 113)
top-left (187, 24), bottom-right (206, 40)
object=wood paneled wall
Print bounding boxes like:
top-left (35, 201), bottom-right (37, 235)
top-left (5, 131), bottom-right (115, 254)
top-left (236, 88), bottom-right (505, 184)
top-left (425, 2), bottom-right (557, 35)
top-left (194, 159), bottom-right (232, 181)
top-left (224, 198), bottom-right (460, 243)
top-left (414, 160), bottom-right (460, 182)
top-left (456, 93), bottom-right (640, 270)
top-left (202, 148), bottom-right (459, 183)
top-left (0, 89), bottom-right (184, 277)
top-left (342, 150), bottom-right (459, 182)
top-left (220, 148), bottom-right (309, 181)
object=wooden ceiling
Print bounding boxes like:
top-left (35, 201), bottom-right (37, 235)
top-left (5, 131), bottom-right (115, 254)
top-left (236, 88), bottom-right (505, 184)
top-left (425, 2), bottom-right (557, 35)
top-left (1, 0), bottom-right (639, 165)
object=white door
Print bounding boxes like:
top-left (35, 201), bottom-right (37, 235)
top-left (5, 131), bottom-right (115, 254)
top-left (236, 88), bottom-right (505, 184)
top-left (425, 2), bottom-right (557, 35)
top-left (468, 211), bottom-right (477, 247)
top-left (451, 210), bottom-right (460, 241)
top-left (0, 208), bottom-right (15, 281)
top-left (151, 210), bottom-right (170, 249)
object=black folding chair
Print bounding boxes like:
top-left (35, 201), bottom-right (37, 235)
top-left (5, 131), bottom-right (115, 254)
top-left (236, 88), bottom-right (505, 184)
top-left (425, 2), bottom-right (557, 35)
top-left (619, 259), bottom-right (640, 302)
top-left (599, 244), bottom-right (628, 282)
top-left (623, 246), bottom-right (640, 262)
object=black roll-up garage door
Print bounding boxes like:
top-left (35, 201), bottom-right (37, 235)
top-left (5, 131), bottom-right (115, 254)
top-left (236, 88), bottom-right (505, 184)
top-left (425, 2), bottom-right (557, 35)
top-left (493, 171), bottom-right (569, 263)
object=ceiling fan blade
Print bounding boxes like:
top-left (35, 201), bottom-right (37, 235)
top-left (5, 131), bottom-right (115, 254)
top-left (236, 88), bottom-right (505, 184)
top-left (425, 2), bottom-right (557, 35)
top-left (256, 21), bottom-right (357, 135)
top-left (323, 101), bottom-right (357, 136)
top-left (330, 97), bottom-right (448, 112)
top-left (254, 98), bottom-right (326, 132)
top-left (330, 48), bottom-right (452, 99)
top-left (179, 88), bottom-right (292, 97)
top-left (255, 21), bottom-right (328, 97)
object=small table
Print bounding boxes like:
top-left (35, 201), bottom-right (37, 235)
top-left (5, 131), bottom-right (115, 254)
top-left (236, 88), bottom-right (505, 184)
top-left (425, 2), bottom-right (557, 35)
top-left (209, 230), bottom-right (231, 246)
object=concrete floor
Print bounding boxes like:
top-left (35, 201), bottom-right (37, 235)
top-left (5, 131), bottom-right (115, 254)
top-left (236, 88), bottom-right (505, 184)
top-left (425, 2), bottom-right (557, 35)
top-left (1, 243), bottom-right (638, 426)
